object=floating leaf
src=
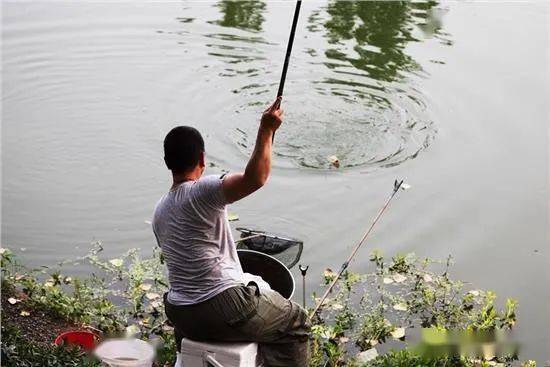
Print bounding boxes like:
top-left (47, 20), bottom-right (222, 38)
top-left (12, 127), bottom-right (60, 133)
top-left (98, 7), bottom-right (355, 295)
top-left (151, 300), bottom-right (163, 309)
top-left (20, 310), bottom-right (30, 317)
top-left (140, 283), bottom-right (153, 291)
top-left (328, 155), bottom-right (340, 168)
top-left (314, 297), bottom-right (331, 306)
top-left (15, 274), bottom-right (25, 281)
top-left (339, 336), bottom-right (350, 344)
top-left (393, 303), bottom-right (408, 312)
top-left (481, 343), bottom-right (496, 360)
top-left (227, 213), bottom-right (239, 222)
top-left (146, 292), bottom-right (161, 300)
top-left (356, 348), bottom-right (378, 363)
top-left (391, 327), bottom-right (406, 339)
top-left (401, 183), bottom-right (412, 191)
top-left (125, 324), bottom-right (140, 337)
top-left (44, 280), bottom-right (55, 288)
top-left (331, 303), bottom-right (344, 311)
top-left (423, 274), bottom-right (433, 283)
top-left (162, 324), bottom-right (174, 332)
top-left (8, 297), bottom-right (19, 305)
top-left (383, 277), bottom-right (394, 284)
top-left (324, 268), bottom-right (336, 279)
top-left (109, 259), bottom-right (123, 267)
top-left (144, 220), bottom-right (152, 225)
top-left (392, 274), bottom-right (407, 283)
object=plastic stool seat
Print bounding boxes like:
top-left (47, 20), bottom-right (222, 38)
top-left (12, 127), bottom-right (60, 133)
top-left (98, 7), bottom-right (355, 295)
top-left (176, 338), bottom-right (262, 367)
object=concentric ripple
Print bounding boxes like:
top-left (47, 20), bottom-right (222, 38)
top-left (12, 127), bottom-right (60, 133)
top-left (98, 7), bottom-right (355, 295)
top-left (231, 81), bottom-right (435, 169)
top-left (176, 0), bottom-right (451, 169)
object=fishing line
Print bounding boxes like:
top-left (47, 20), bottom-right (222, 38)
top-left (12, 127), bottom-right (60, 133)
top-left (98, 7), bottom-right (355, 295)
top-left (311, 179), bottom-right (406, 316)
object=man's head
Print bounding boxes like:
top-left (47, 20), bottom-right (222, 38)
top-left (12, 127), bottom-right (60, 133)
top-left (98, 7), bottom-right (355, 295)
top-left (164, 126), bottom-right (205, 175)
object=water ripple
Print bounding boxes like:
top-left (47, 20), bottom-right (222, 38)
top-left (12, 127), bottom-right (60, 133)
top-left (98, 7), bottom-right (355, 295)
top-left (170, 0), bottom-right (451, 170)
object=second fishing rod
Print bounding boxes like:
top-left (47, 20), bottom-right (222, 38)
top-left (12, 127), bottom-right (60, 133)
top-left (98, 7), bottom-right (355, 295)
top-left (311, 179), bottom-right (407, 316)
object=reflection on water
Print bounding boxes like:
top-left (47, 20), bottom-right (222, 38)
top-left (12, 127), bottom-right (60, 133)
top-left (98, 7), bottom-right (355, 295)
top-left (204, 1), bottom-right (271, 78)
top-left (2, 2), bottom-right (547, 361)
top-left (323, 1), bottom-right (431, 82)
top-left (210, 0), bottom-right (266, 32)
top-left (189, 0), bottom-right (451, 169)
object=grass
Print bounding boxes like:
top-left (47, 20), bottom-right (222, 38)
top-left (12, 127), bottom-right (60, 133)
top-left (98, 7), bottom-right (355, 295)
top-left (0, 245), bottom-right (537, 367)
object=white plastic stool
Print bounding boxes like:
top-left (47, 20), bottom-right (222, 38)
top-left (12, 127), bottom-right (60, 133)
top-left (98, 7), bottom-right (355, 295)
top-left (175, 338), bottom-right (262, 367)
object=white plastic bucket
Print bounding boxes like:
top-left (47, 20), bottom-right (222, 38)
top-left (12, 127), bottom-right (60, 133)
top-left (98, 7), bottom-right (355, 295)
top-left (94, 338), bottom-right (155, 367)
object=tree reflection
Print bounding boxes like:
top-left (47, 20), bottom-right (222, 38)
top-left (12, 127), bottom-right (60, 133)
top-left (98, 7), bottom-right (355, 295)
top-left (321, 0), bottom-right (440, 82)
top-left (213, 0), bottom-right (266, 32)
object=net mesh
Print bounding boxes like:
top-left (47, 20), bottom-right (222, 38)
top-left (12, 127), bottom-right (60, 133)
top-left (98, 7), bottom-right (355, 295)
top-left (235, 227), bottom-right (303, 269)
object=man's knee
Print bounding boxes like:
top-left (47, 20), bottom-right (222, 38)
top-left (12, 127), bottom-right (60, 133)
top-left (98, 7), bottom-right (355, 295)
top-left (288, 301), bottom-right (311, 341)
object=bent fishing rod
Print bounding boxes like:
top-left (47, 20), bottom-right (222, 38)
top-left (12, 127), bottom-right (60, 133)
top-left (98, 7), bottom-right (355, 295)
top-left (273, 0), bottom-right (302, 142)
top-left (311, 179), bottom-right (406, 317)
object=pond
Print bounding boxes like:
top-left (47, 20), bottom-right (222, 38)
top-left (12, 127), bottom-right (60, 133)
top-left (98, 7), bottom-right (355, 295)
top-left (2, 1), bottom-right (548, 362)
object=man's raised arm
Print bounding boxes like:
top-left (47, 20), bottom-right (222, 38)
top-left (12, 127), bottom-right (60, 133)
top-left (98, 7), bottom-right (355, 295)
top-left (222, 97), bottom-right (283, 204)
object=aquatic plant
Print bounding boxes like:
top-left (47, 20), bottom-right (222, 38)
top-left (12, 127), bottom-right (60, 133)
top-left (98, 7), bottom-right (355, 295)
top-left (0, 246), bottom-right (534, 367)
top-left (310, 250), bottom-right (523, 366)
top-left (1, 244), bottom-right (174, 366)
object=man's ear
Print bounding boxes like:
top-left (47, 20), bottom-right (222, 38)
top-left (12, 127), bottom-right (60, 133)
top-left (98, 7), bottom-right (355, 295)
top-left (199, 151), bottom-right (205, 168)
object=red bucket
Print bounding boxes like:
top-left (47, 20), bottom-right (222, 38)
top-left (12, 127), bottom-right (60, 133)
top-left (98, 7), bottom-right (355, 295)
top-left (54, 330), bottom-right (100, 351)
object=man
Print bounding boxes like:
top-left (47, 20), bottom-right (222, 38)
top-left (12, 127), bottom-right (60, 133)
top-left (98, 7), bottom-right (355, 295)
top-left (152, 97), bottom-right (310, 367)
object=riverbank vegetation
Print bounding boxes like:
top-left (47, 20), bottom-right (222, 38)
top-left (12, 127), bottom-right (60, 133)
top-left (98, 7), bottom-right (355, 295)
top-left (0, 245), bottom-right (536, 366)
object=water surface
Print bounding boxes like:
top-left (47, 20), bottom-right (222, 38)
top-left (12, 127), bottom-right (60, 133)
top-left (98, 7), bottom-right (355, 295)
top-left (2, 1), bottom-right (548, 362)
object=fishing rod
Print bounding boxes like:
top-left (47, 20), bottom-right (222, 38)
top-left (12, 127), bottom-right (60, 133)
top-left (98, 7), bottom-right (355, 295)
top-left (277, 0), bottom-right (302, 99)
top-left (311, 179), bottom-right (406, 317)
top-left (273, 0), bottom-right (302, 142)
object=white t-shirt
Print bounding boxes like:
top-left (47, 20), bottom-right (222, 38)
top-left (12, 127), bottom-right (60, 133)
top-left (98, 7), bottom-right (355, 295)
top-left (152, 175), bottom-right (244, 305)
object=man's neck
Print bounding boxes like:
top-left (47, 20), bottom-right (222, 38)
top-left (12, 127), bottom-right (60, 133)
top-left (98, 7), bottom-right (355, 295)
top-left (171, 167), bottom-right (202, 190)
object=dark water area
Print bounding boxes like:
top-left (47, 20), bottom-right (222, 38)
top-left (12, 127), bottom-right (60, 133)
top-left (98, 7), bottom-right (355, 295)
top-left (2, 1), bottom-right (548, 362)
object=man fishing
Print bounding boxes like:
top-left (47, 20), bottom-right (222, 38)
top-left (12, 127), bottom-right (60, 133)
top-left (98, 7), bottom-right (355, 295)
top-left (152, 97), bottom-right (311, 367)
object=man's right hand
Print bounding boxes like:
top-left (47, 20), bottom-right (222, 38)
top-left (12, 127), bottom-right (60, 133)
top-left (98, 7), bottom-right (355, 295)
top-left (222, 97), bottom-right (283, 204)
top-left (260, 97), bottom-right (284, 132)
